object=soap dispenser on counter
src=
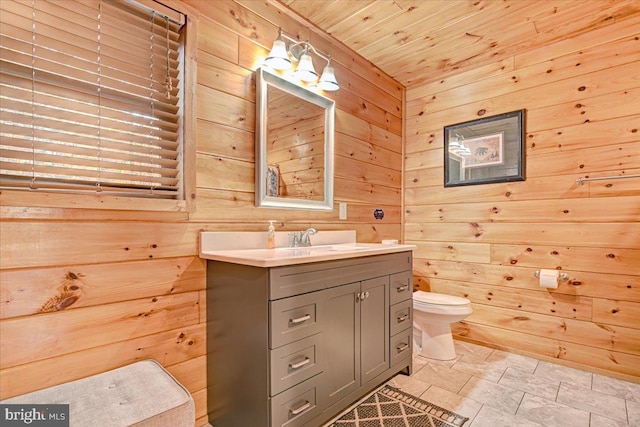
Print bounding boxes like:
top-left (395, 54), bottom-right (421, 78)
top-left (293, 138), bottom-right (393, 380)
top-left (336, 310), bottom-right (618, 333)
top-left (267, 220), bottom-right (276, 249)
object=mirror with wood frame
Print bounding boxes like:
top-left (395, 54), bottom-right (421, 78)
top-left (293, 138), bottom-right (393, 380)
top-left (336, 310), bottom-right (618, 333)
top-left (255, 67), bottom-right (335, 210)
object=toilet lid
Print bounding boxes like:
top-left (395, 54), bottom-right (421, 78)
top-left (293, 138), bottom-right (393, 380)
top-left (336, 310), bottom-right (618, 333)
top-left (413, 291), bottom-right (470, 306)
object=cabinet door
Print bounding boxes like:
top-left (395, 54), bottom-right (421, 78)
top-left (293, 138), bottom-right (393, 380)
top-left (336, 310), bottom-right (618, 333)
top-left (360, 276), bottom-right (390, 385)
top-left (322, 282), bottom-right (361, 408)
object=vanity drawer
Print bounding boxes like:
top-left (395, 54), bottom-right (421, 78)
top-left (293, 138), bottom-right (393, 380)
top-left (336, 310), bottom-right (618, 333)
top-left (390, 299), bottom-right (412, 337)
top-left (390, 271), bottom-right (412, 306)
top-left (270, 291), bottom-right (324, 349)
top-left (390, 330), bottom-right (412, 368)
top-left (270, 333), bottom-right (324, 396)
top-left (270, 374), bottom-right (322, 427)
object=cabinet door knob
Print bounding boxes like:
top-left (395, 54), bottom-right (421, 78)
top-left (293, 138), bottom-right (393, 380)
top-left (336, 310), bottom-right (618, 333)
top-left (289, 357), bottom-right (311, 370)
top-left (289, 314), bottom-right (311, 324)
top-left (290, 400), bottom-right (311, 416)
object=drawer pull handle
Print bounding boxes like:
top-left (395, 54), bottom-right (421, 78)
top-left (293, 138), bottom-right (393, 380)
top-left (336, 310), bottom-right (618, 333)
top-left (396, 343), bottom-right (409, 353)
top-left (289, 357), bottom-right (311, 370)
top-left (397, 314), bottom-right (408, 323)
top-left (396, 285), bottom-right (409, 292)
top-left (290, 400), bottom-right (311, 416)
top-left (289, 314), bottom-right (311, 324)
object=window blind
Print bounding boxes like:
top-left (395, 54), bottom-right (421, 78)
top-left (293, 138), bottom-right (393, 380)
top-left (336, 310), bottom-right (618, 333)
top-left (0, 0), bottom-right (185, 199)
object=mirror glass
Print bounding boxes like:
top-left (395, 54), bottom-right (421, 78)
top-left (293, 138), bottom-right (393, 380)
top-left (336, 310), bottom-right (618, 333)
top-left (255, 68), bottom-right (335, 210)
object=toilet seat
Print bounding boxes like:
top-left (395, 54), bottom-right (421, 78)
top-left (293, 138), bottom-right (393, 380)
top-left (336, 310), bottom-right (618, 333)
top-left (413, 291), bottom-right (471, 315)
top-left (413, 291), bottom-right (470, 306)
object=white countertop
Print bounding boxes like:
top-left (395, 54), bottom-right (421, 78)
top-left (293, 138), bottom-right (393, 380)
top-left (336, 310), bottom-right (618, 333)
top-left (199, 231), bottom-right (415, 267)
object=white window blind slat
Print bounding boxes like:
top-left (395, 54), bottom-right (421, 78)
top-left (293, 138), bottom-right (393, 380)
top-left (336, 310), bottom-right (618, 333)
top-left (0, 0), bottom-right (184, 198)
top-left (0, 73), bottom-right (180, 125)
top-left (0, 135), bottom-right (179, 168)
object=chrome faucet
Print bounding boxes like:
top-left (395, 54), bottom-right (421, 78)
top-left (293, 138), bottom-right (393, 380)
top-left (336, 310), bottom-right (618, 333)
top-left (290, 228), bottom-right (317, 247)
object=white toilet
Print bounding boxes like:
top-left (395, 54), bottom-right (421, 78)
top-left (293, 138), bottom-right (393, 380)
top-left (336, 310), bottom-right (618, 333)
top-left (413, 291), bottom-right (473, 360)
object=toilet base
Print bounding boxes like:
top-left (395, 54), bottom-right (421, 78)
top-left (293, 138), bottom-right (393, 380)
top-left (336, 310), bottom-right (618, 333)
top-left (417, 322), bottom-right (457, 361)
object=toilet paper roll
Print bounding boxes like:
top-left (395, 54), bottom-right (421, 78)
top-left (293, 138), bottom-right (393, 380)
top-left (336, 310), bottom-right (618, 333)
top-left (538, 269), bottom-right (559, 289)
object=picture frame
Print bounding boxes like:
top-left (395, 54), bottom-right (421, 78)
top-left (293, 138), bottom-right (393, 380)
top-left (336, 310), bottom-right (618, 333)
top-left (444, 109), bottom-right (525, 187)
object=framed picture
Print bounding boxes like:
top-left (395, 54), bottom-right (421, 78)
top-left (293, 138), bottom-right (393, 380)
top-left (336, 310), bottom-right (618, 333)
top-left (444, 109), bottom-right (525, 187)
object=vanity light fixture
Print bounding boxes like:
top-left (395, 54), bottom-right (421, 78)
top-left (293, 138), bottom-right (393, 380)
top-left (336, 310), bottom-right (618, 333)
top-left (294, 43), bottom-right (318, 82)
top-left (264, 30), bottom-right (291, 70)
top-left (264, 28), bottom-right (340, 91)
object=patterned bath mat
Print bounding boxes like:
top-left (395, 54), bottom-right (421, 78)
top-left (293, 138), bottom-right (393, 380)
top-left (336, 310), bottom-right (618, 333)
top-left (326, 384), bottom-right (469, 427)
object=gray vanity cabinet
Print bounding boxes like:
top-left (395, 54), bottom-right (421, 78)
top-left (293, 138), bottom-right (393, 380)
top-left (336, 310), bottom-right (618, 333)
top-left (207, 251), bottom-right (412, 427)
top-left (322, 275), bottom-right (390, 415)
top-left (360, 275), bottom-right (390, 384)
top-left (322, 276), bottom-right (390, 407)
top-left (323, 282), bottom-right (360, 404)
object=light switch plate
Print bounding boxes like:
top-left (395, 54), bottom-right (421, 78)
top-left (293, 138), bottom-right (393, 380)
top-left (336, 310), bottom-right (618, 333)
top-left (339, 203), bottom-right (347, 220)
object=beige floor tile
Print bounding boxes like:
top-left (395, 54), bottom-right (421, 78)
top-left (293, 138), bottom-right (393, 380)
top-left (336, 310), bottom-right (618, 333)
top-left (556, 382), bottom-right (627, 422)
top-left (533, 360), bottom-right (592, 389)
top-left (453, 340), bottom-right (494, 361)
top-left (469, 404), bottom-right (543, 427)
top-left (627, 399), bottom-right (640, 426)
top-left (459, 376), bottom-right (524, 415)
top-left (411, 360), bottom-right (472, 394)
top-left (592, 374), bottom-right (640, 403)
top-left (386, 373), bottom-right (431, 397)
top-left (498, 367), bottom-right (560, 401)
top-left (419, 385), bottom-right (483, 423)
top-left (590, 413), bottom-right (631, 427)
top-left (450, 354), bottom-right (508, 383)
top-left (517, 393), bottom-right (590, 426)
top-left (485, 349), bottom-right (539, 374)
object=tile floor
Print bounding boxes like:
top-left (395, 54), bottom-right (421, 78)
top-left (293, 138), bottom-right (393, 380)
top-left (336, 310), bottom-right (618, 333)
top-left (383, 339), bottom-right (640, 427)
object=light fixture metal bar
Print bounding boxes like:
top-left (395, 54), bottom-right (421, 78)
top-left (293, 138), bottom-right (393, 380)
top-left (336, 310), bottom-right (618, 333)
top-left (279, 31), bottom-right (331, 62)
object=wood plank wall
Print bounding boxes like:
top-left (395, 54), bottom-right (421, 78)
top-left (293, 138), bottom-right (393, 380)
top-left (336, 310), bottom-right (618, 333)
top-left (405, 15), bottom-right (640, 382)
top-left (0, 1), bottom-right (403, 424)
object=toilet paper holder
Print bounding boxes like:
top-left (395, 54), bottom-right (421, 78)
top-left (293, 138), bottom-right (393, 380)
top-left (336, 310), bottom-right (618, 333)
top-left (534, 270), bottom-right (570, 282)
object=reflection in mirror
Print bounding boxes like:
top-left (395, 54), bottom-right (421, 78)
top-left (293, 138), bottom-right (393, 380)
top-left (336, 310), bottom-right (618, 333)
top-left (266, 84), bottom-right (325, 200)
top-left (256, 68), bottom-right (335, 210)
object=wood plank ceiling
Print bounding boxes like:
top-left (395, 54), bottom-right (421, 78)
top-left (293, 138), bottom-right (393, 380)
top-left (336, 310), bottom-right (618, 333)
top-left (279, 0), bottom-right (640, 88)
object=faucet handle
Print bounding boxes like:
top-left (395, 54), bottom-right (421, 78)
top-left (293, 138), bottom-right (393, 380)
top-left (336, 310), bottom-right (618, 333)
top-left (300, 228), bottom-right (317, 246)
top-left (289, 231), bottom-right (302, 247)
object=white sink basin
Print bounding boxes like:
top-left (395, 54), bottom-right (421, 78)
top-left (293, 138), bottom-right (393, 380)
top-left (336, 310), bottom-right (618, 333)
top-left (326, 244), bottom-right (371, 251)
top-left (277, 244), bottom-right (371, 252)
top-left (199, 231), bottom-right (416, 267)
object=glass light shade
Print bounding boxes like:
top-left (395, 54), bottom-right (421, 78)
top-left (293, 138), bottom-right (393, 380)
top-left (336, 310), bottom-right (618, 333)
top-left (265, 38), bottom-right (291, 70)
top-left (294, 53), bottom-right (318, 82)
top-left (317, 64), bottom-right (339, 91)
